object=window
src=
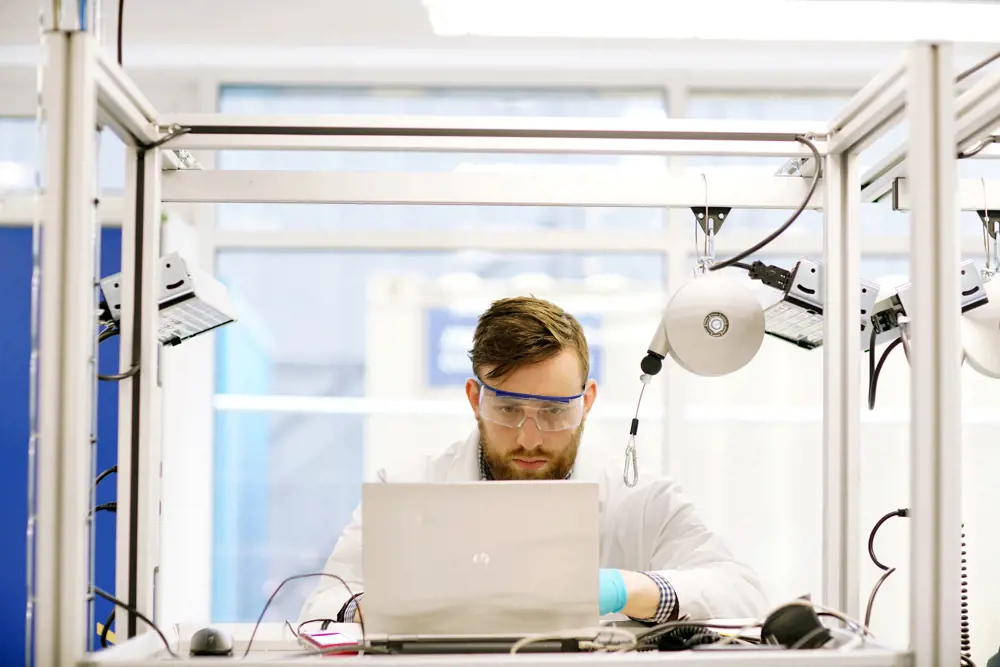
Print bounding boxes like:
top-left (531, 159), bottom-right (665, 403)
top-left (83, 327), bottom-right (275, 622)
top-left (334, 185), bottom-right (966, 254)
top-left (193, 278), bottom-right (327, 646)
top-left (210, 86), bottom-right (672, 622)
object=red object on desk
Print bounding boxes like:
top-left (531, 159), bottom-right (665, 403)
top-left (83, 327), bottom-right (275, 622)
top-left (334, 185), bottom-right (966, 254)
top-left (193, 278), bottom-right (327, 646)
top-left (298, 631), bottom-right (359, 657)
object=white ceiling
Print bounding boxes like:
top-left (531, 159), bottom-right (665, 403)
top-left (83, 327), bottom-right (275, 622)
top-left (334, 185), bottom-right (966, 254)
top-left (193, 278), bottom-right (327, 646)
top-left (0, 0), bottom-right (998, 96)
top-left (0, 0), bottom-right (437, 46)
top-left (1, 0), bottom-right (995, 76)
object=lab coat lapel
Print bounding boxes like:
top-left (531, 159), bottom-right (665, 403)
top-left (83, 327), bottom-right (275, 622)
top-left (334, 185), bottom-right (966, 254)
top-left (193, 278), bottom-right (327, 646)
top-left (442, 428), bottom-right (482, 481)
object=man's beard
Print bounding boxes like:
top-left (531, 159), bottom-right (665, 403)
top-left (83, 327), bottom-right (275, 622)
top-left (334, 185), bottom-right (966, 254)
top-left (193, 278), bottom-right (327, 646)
top-left (478, 418), bottom-right (583, 481)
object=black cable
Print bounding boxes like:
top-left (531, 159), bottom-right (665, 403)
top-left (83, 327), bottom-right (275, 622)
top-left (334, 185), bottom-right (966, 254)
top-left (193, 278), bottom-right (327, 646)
top-left (244, 573), bottom-right (360, 658)
top-left (635, 620), bottom-right (755, 645)
top-left (95, 465), bottom-right (117, 487)
top-left (867, 327), bottom-right (877, 408)
top-left (865, 510), bottom-right (973, 664)
top-left (864, 567), bottom-right (896, 628)
top-left (959, 136), bottom-right (996, 159)
top-left (868, 334), bottom-right (902, 410)
top-left (93, 502), bottom-right (117, 514)
top-left (868, 508), bottom-right (908, 572)
top-left (100, 609), bottom-right (115, 648)
top-left (91, 587), bottom-right (178, 658)
top-left (117, 0), bottom-right (124, 66)
top-left (709, 135), bottom-right (821, 271)
top-left (957, 50), bottom-right (1000, 83)
top-left (98, 365), bottom-right (139, 382)
top-left (296, 619), bottom-right (337, 636)
top-left (143, 127), bottom-right (192, 151)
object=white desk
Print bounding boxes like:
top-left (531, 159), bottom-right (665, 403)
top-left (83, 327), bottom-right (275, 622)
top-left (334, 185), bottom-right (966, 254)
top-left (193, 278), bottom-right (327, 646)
top-left (77, 621), bottom-right (909, 666)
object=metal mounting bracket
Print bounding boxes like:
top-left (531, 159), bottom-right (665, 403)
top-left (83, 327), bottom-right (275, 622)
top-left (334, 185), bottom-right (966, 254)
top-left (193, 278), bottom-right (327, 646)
top-left (975, 210), bottom-right (1000, 238)
top-left (775, 155), bottom-right (819, 178)
top-left (691, 206), bottom-right (732, 235)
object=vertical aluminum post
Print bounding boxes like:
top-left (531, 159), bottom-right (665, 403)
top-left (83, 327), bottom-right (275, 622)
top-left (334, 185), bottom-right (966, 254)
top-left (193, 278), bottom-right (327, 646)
top-left (907, 42), bottom-right (963, 667)
top-left (43, 0), bottom-right (85, 31)
top-left (821, 150), bottom-right (862, 619)
top-left (33, 30), bottom-right (99, 666)
top-left (115, 147), bottom-right (164, 638)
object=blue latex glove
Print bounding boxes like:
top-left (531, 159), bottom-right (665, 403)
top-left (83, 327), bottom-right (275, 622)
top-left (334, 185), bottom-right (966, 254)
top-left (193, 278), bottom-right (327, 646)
top-left (599, 568), bottom-right (627, 615)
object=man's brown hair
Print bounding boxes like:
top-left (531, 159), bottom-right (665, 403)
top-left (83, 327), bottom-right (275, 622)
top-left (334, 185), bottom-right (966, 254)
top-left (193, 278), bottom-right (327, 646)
top-left (468, 296), bottom-right (590, 383)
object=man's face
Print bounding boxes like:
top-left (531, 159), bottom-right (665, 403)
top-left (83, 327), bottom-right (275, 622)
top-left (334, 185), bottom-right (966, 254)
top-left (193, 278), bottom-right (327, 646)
top-left (464, 350), bottom-right (598, 480)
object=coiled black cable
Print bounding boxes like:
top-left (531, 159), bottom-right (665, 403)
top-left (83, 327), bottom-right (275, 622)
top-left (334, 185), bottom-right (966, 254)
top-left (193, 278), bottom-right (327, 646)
top-left (867, 509), bottom-right (974, 666)
top-left (962, 526), bottom-right (971, 664)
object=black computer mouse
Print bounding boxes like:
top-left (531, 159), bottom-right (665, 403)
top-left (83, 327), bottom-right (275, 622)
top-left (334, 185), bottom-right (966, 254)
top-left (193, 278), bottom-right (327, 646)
top-left (190, 627), bottom-right (235, 657)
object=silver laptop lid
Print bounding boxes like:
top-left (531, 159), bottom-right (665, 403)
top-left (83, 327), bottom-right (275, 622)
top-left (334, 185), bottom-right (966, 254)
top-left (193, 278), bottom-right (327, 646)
top-left (362, 481), bottom-right (600, 639)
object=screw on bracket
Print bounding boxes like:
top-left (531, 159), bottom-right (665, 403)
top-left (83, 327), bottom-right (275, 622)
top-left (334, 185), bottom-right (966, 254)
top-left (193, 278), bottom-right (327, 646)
top-left (976, 210), bottom-right (1000, 239)
top-left (691, 207), bottom-right (732, 235)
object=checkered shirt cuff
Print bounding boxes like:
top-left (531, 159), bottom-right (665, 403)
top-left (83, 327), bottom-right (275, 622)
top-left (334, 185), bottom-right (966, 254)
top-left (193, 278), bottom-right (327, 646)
top-left (341, 593), bottom-right (364, 623)
top-left (637, 572), bottom-right (678, 624)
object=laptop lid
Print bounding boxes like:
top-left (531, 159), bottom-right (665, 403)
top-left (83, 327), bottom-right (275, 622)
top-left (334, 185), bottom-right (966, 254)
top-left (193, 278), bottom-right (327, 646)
top-left (362, 481), bottom-right (600, 639)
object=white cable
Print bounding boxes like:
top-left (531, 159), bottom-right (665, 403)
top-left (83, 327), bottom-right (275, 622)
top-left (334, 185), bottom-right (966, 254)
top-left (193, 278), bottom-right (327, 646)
top-left (509, 626), bottom-right (637, 654)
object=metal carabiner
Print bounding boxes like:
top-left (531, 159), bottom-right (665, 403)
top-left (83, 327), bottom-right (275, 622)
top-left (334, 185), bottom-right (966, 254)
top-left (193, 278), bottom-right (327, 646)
top-left (623, 437), bottom-right (638, 488)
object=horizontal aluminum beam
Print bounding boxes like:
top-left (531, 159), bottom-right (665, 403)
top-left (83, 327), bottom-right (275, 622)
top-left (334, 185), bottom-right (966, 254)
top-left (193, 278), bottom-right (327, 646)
top-left (893, 177), bottom-right (1000, 212)
top-left (208, 228), bottom-right (989, 257)
top-left (158, 114), bottom-right (826, 145)
top-left (860, 146), bottom-right (906, 203)
top-left (0, 193), bottom-right (124, 226)
top-left (861, 62), bottom-right (1000, 203)
top-left (827, 53), bottom-right (908, 154)
top-left (161, 169), bottom-right (824, 208)
top-left (167, 134), bottom-right (826, 158)
top-left (956, 60), bottom-right (1000, 152)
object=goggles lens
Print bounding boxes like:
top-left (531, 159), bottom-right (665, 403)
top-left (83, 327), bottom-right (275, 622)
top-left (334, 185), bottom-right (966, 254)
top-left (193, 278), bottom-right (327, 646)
top-left (476, 381), bottom-right (585, 432)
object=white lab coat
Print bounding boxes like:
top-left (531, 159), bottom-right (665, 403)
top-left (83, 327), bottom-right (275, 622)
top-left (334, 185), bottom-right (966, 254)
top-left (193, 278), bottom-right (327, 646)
top-left (300, 428), bottom-right (768, 622)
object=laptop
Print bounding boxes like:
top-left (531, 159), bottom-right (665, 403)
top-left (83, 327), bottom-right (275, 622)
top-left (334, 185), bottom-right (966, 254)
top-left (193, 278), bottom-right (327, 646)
top-left (361, 481), bottom-right (601, 653)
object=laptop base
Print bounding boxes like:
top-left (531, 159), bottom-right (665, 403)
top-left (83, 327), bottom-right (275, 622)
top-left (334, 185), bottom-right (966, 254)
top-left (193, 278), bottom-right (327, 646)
top-left (373, 638), bottom-right (584, 654)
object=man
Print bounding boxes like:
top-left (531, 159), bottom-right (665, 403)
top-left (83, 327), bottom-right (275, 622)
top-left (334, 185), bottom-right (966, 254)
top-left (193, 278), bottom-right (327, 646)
top-left (300, 296), bottom-right (767, 624)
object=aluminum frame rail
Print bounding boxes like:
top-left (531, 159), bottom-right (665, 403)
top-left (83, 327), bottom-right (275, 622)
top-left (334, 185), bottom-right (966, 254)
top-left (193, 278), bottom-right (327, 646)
top-left (861, 52), bottom-right (1000, 203)
top-left (33, 28), bottom-right (100, 667)
top-left (905, 42), bottom-right (963, 667)
top-left (157, 113), bottom-right (828, 157)
top-left (817, 52), bottom-right (911, 623)
top-left (31, 28), bottom-right (948, 667)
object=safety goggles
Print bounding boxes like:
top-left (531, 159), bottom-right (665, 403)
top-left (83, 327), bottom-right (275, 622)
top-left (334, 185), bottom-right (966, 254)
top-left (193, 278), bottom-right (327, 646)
top-left (475, 380), bottom-right (586, 432)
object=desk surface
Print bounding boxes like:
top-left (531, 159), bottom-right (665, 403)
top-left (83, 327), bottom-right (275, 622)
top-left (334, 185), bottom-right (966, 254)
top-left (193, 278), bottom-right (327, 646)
top-left (79, 621), bottom-right (909, 667)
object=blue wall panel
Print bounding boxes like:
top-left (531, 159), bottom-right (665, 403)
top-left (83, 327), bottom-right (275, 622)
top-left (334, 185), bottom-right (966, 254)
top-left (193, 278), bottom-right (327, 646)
top-left (0, 227), bottom-right (122, 657)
